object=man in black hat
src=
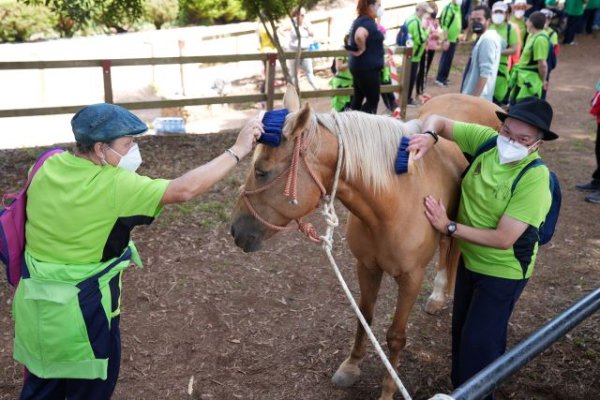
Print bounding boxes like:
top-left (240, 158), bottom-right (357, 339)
top-left (408, 96), bottom-right (558, 399)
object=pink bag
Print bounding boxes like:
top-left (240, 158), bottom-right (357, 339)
top-left (0, 148), bottom-right (63, 287)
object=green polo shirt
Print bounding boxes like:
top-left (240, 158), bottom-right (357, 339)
top-left (490, 22), bottom-right (518, 68)
top-left (516, 31), bottom-right (549, 70)
top-left (453, 122), bottom-right (551, 280)
top-left (406, 14), bottom-right (429, 62)
top-left (564, 0), bottom-right (585, 16)
top-left (26, 152), bottom-right (169, 264)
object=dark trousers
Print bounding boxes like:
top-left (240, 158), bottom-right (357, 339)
top-left (417, 57), bottom-right (426, 95)
top-left (563, 14), bottom-right (583, 43)
top-left (584, 8), bottom-right (599, 33)
top-left (350, 68), bottom-right (381, 114)
top-left (20, 317), bottom-right (122, 400)
top-left (593, 123), bottom-right (600, 181)
top-left (425, 49), bottom-right (436, 79)
top-left (408, 61), bottom-right (420, 101)
top-left (436, 42), bottom-right (457, 84)
top-left (451, 261), bottom-right (528, 399)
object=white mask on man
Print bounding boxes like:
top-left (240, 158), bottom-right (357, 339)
top-left (514, 10), bottom-right (525, 19)
top-left (376, 6), bottom-right (385, 18)
top-left (492, 14), bottom-right (505, 24)
top-left (454, 0), bottom-right (463, 6)
top-left (109, 143), bottom-right (143, 172)
top-left (497, 135), bottom-right (539, 164)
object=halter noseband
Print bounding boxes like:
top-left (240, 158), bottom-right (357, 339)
top-left (241, 129), bottom-right (329, 243)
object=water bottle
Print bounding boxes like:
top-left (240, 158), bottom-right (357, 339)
top-left (406, 33), bottom-right (413, 48)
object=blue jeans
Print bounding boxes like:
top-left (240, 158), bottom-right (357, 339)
top-left (20, 317), bottom-right (122, 400)
top-left (451, 260), bottom-right (528, 399)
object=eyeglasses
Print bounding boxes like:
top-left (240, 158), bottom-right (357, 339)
top-left (500, 123), bottom-right (539, 146)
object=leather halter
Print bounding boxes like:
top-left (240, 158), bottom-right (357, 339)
top-left (240, 129), bottom-right (329, 243)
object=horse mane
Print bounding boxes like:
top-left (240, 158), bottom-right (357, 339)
top-left (315, 111), bottom-right (422, 193)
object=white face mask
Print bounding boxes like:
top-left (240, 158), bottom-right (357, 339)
top-left (514, 10), bottom-right (525, 19)
top-left (376, 5), bottom-right (384, 18)
top-left (492, 14), bottom-right (505, 24)
top-left (497, 135), bottom-right (539, 164)
top-left (109, 143), bottom-right (142, 172)
top-left (454, 0), bottom-right (463, 6)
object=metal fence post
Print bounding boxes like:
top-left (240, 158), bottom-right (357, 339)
top-left (101, 60), bottom-right (113, 104)
top-left (399, 47), bottom-right (412, 120)
top-left (266, 53), bottom-right (277, 111)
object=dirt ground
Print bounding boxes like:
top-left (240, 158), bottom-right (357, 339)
top-left (1, 32), bottom-right (599, 400)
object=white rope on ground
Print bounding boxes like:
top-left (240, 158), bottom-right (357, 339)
top-left (317, 113), bottom-right (413, 400)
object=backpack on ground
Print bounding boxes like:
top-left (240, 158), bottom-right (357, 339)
top-left (0, 148), bottom-right (64, 287)
top-left (462, 137), bottom-right (561, 245)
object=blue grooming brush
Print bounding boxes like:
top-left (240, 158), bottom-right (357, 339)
top-left (394, 136), bottom-right (410, 174)
top-left (258, 108), bottom-right (289, 147)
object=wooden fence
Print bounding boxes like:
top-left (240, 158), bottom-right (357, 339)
top-left (0, 47), bottom-right (413, 121)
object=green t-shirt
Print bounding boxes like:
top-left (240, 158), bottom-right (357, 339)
top-left (564, 0), bottom-right (585, 15)
top-left (509, 16), bottom-right (527, 45)
top-left (440, 3), bottom-right (462, 43)
top-left (516, 31), bottom-right (549, 70)
top-left (453, 122), bottom-right (551, 279)
top-left (26, 152), bottom-right (169, 264)
top-left (490, 22), bottom-right (518, 67)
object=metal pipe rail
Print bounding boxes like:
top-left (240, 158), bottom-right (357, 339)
top-left (430, 287), bottom-right (600, 400)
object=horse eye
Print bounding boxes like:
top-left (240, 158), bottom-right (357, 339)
top-left (254, 168), bottom-right (268, 178)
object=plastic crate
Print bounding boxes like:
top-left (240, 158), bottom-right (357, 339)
top-left (153, 117), bottom-right (185, 134)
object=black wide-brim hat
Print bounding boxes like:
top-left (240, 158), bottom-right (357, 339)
top-left (495, 97), bottom-right (559, 141)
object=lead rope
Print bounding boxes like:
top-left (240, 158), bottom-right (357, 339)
top-left (319, 113), bottom-right (412, 400)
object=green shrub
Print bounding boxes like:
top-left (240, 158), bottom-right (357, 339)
top-left (0, 2), bottom-right (56, 42)
top-left (144, 0), bottom-right (178, 29)
top-left (179, 0), bottom-right (246, 25)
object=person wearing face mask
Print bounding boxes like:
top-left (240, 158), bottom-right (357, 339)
top-left (13, 103), bottom-right (262, 400)
top-left (510, 0), bottom-right (529, 48)
top-left (490, 1), bottom-right (518, 106)
top-left (435, 0), bottom-right (463, 87)
top-left (508, 11), bottom-right (550, 104)
top-left (346, 0), bottom-right (385, 114)
top-left (460, 5), bottom-right (502, 101)
top-left (407, 96), bottom-right (558, 400)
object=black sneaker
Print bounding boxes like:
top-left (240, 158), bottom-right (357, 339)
top-left (575, 180), bottom-right (600, 192)
top-left (585, 190), bottom-right (600, 204)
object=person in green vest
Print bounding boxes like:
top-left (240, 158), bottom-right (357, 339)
top-left (563, 0), bottom-right (586, 44)
top-left (508, 12), bottom-right (550, 105)
top-left (510, 0), bottom-right (529, 49)
top-left (406, 1), bottom-right (433, 106)
top-left (490, 1), bottom-right (518, 106)
top-left (13, 104), bottom-right (262, 399)
top-left (583, 0), bottom-right (600, 33)
top-left (435, 0), bottom-right (462, 86)
top-left (330, 55), bottom-right (353, 111)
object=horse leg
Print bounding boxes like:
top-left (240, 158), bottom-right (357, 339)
top-left (379, 268), bottom-right (426, 400)
top-left (424, 236), bottom-right (459, 315)
top-left (332, 261), bottom-right (383, 388)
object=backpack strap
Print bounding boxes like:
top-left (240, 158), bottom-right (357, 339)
top-left (24, 148), bottom-right (65, 190)
top-left (510, 158), bottom-right (545, 193)
top-left (461, 136), bottom-right (497, 178)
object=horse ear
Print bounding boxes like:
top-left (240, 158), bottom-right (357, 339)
top-left (283, 83), bottom-right (300, 112)
top-left (285, 102), bottom-right (312, 140)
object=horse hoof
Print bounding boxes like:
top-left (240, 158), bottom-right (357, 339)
top-left (332, 362), bottom-right (361, 388)
top-left (423, 297), bottom-right (445, 315)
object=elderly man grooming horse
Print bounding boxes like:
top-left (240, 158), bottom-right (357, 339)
top-left (408, 96), bottom-right (558, 399)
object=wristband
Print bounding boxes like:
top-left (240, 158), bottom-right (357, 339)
top-left (225, 148), bottom-right (240, 163)
top-left (424, 130), bottom-right (439, 144)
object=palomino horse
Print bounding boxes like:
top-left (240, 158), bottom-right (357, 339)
top-left (230, 90), bottom-right (502, 400)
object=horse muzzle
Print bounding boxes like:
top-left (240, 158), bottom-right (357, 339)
top-left (230, 214), bottom-right (267, 253)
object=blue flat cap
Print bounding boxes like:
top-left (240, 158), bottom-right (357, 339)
top-left (71, 103), bottom-right (148, 145)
